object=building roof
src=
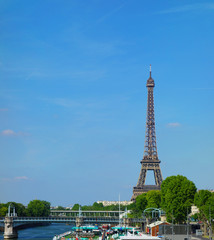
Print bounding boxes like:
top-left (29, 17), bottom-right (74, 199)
top-left (147, 221), bottom-right (168, 228)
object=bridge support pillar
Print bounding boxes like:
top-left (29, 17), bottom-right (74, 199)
top-left (4, 217), bottom-right (18, 239)
top-left (76, 217), bottom-right (84, 231)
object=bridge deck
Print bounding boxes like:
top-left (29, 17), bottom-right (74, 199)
top-left (50, 210), bottom-right (125, 217)
top-left (0, 216), bottom-right (145, 224)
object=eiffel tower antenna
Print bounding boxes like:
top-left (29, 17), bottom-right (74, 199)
top-left (131, 66), bottom-right (163, 201)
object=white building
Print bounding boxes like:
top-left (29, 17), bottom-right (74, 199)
top-left (97, 200), bottom-right (132, 206)
top-left (191, 205), bottom-right (199, 215)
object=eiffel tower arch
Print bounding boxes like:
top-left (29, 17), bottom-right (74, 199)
top-left (131, 66), bottom-right (163, 201)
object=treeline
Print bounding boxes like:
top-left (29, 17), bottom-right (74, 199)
top-left (56, 202), bottom-right (131, 211)
top-left (1, 174), bottom-right (214, 228)
top-left (129, 175), bottom-right (214, 228)
top-left (0, 200), bottom-right (50, 217)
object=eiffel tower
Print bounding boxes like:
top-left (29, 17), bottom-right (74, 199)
top-left (131, 66), bottom-right (163, 201)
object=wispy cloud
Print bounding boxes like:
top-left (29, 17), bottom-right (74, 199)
top-left (42, 98), bottom-right (82, 108)
top-left (24, 68), bottom-right (106, 82)
top-left (1, 129), bottom-right (29, 136)
top-left (1, 129), bottom-right (16, 136)
top-left (14, 176), bottom-right (29, 180)
top-left (167, 122), bottom-right (181, 128)
top-left (157, 3), bottom-right (214, 14)
top-left (42, 97), bottom-right (107, 109)
top-left (1, 176), bottom-right (29, 182)
top-left (96, 1), bottom-right (128, 24)
top-left (70, 1), bottom-right (128, 34)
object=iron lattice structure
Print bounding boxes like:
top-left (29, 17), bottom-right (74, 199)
top-left (131, 67), bottom-right (163, 201)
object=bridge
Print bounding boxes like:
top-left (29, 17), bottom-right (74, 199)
top-left (0, 216), bottom-right (145, 224)
top-left (0, 216), bottom-right (146, 239)
top-left (0, 205), bottom-right (146, 239)
top-left (50, 210), bottom-right (125, 217)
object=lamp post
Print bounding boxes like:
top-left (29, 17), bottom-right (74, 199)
top-left (187, 208), bottom-right (189, 240)
top-left (172, 210), bottom-right (174, 240)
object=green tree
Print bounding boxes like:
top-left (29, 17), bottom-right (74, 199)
top-left (0, 202), bottom-right (27, 217)
top-left (56, 206), bottom-right (66, 210)
top-left (27, 200), bottom-right (50, 217)
top-left (194, 190), bottom-right (214, 234)
top-left (55, 206), bottom-right (65, 210)
top-left (92, 202), bottom-right (104, 210)
top-left (41, 200), bottom-right (50, 216)
top-left (6, 202), bottom-right (27, 216)
top-left (72, 204), bottom-right (80, 210)
top-left (130, 193), bottom-right (147, 218)
top-left (146, 190), bottom-right (161, 209)
top-left (161, 175), bottom-right (197, 223)
top-left (0, 206), bottom-right (8, 217)
top-left (194, 190), bottom-right (211, 209)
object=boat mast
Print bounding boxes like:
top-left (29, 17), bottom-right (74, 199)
top-left (119, 194), bottom-right (121, 227)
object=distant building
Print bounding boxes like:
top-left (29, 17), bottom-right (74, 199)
top-left (96, 201), bottom-right (132, 206)
top-left (50, 206), bottom-right (72, 210)
top-left (65, 207), bottom-right (72, 210)
top-left (191, 205), bottom-right (199, 215)
top-left (50, 206), bottom-right (59, 210)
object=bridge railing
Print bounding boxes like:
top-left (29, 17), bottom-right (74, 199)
top-left (0, 216), bottom-right (146, 224)
top-left (50, 210), bottom-right (125, 217)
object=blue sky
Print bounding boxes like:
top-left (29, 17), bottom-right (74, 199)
top-left (0, 0), bottom-right (214, 207)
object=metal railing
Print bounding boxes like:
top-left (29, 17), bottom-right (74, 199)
top-left (0, 216), bottom-right (145, 224)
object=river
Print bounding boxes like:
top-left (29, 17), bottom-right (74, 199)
top-left (0, 223), bottom-right (74, 240)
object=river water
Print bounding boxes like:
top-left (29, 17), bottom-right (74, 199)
top-left (0, 224), bottom-right (74, 240)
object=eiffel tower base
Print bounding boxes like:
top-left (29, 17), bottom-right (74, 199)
top-left (131, 185), bottom-right (161, 201)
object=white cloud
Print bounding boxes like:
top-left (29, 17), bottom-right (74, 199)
top-left (1, 129), bottom-right (29, 136)
top-left (167, 122), bottom-right (181, 128)
top-left (42, 97), bottom-right (82, 108)
top-left (157, 3), bottom-right (214, 14)
top-left (14, 176), bottom-right (29, 181)
top-left (1, 176), bottom-right (29, 182)
top-left (1, 129), bottom-right (16, 136)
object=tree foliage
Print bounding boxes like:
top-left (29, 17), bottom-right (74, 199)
top-left (129, 193), bottom-right (147, 218)
top-left (27, 200), bottom-right (50, 217)
top-left (129, 191), bottom-right (162, 218)
top-left (72, 204), bottom-right (80, 210)
top-left (7, 202), bottom-right (27, 216)
top-left (55, 206), bottom-right (66, 210)
top-left (161, 175), bottom-right (197, 223)
top-left (146, 190), bottom-right (161, 209)
top-left (194, 190), bottom-right (214, 226)
top-left (75, 202), bottom-right (129, 212)
top-left (0, 205), bottom-right (8, 217)
top-left (0, 202), bottom-right (26, 217)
